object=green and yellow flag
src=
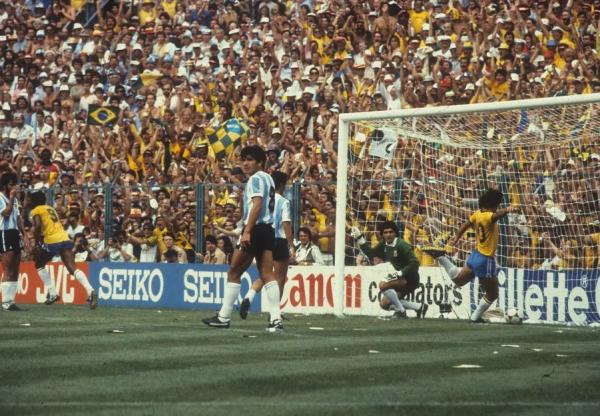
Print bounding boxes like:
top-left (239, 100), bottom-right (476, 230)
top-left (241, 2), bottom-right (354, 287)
top-left (205, 118), bottom-right (250, 159)
top-left (87, 105), bottom-right (120, 127)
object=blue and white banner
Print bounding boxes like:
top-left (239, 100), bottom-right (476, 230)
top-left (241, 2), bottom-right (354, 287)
top-left (89, 263), bottom-right (261, 311)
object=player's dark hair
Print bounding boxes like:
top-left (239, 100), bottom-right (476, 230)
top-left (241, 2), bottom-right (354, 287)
top-left (240, 145), bottom-right (266, 166)
top-left (478, 188), bottom-right (503, 210)
top-left (205, 234), bottom-right (217, 245)
top-left (271, 171), bottom-right (288, 189)
top-left (29, 190), bottom-right (47, 207)
top-left (379, 221), bottom-right (399, 235)
top-left (0, 171), bottom-right (18, 190)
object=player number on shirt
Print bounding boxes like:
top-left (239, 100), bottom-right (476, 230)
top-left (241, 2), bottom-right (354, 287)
top-left (477, 224), bottom-right (487, 244)
top-left (47, 207), bottom-right (59, 223)
top-left (268, 186), bottom-right (275, 212)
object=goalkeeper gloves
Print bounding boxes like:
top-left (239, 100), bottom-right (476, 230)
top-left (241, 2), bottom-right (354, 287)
top-left (350, 227), bottom-right (366, 245)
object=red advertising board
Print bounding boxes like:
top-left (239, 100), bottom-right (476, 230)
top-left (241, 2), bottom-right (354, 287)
top-left (0, 262), bottom-right (90, 305)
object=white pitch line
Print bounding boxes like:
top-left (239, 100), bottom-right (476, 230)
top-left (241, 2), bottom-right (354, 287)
top-left (4, 401), bottom-right (600, 408)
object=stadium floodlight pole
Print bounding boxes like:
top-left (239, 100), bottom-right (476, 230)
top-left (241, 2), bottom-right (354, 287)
top-left (334, 93), bottom-right (600, 318)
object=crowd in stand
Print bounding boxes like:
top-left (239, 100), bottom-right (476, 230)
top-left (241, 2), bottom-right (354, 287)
top-left (0, 0), bottom-right (598, 267)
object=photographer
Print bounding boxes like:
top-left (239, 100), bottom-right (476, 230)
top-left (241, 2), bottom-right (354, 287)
top-left (73, 233), bottom-right (99, 262)
top-left (97, 229), bottom-right (136, 262)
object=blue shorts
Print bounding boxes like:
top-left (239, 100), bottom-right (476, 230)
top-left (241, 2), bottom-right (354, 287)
top-left (45, 240), bottom-right (74, 256)
top-left (466, 250), bottom-right (497, 279)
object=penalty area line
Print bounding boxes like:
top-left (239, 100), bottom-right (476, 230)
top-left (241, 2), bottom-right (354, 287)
top-left (4, 401), bottom-right (600, 408)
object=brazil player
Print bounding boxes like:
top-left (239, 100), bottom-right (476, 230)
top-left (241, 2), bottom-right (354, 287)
top-left (425, 188), bottom-right (517, 323)
top-left (0, 171), bottom-right (30, 311)
top-left (352, 221), bottom-right (427, 318)
top-left (239, 171), bottom-right (293, 319)
top-left (202, 146), bottom-right (283, 332)
top-left (28, 191), bottom-right (97, 309)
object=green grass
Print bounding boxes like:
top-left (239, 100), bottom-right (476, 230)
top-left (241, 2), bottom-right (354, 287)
top-left (1, 305), bottom-right (600, 416)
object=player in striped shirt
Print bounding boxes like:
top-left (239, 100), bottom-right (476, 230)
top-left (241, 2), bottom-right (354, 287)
top-left (202, 146), bottom-right (284, 332)
top-left (0, 171), bottom-right (29, 311)
top-left (239, 171), bottom-right (293, 320)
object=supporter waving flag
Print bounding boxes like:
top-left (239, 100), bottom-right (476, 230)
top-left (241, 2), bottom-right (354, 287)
top-left (206, 119), bottom-right (250, 160)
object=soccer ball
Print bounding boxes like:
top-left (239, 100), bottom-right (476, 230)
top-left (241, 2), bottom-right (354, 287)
top-left (505, 308), bottom-right (523, 325)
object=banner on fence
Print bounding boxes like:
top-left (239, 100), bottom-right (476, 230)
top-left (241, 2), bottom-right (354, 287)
top-left (3, 262), bottom-right (599, 324)
top-left (277, 266), bottom-right (600, 324)
top-left (0, 262), bottom-right (90, 305)
top-left (88, 263), bottom-right (261, 311)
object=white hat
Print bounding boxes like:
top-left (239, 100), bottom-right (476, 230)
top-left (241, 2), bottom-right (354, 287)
top-left (422, 23), bottom-right (430, 31)
top-left (0, 36), bottom-right (6, 42)
top-left (229, 28), bottom-right (240, 35)
top-left (302, 86), bottom-right (316, 96)
top-left (42, 80), bottom-right (53, 87)
top-left (465, 83), bottom-right (475, 91)
top-left (59, 85), bottom-right (69, 92)
top-left (552, 26), bottom-right (564, 32)
top-left (39, 72), bottom-right (48, 78)
top-left (116, 43), bottom-right (127, 51)
top-left (132, 44), bottom-right (143, 51)
top-left (372, 60), bottom-right (382, 69)
top-left (290, 62), bottom-right (300, 69)
top-left (435, 13), bottom-right (447, 20)
top-left (445, 91), bottom-right (455, 97)
top-left (260, 17), bottom-right (270, 23)
top-left (73, 23), bottom-right (83, 30)
top-left (425, 36), bottom-right (436, 44)
top-left (383, 74), bottom-right (394, 82)
top-left (272, 128), bottom-right (281, 135)
top-left (437, 35), bottom-right (451, 42)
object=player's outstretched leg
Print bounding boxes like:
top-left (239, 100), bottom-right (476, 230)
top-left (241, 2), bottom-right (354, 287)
top-left (61, 247), bottom-right (97, 309)
top-left (470, 276), bottom-right (499, 323)
top-left (34, 246), bottom-right (59, 305)
top-left (203, 250), bottom-right (252, 328)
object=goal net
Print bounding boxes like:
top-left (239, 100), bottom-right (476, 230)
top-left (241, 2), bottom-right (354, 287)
top-left (334, 94), bottom-right (600, 325)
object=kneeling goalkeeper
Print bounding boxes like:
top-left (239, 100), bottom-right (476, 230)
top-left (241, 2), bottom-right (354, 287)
top-left (351, 221), bottom-right (427, 318)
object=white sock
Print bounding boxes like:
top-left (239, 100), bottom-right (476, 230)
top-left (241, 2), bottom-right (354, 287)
top-left (218, 282), bottom-right (240, 321)
top-left (264, 281), bottom-right (282, 322)
top-left (383, 289), bottom-right (405, 312)
top-left (438, 256), bottom-right (460, 279)
top-left (246, 288), bottom-right (257, 304)
top-left (400, 300), bottom-right (421, 311)
top-left (471, 297), bottom-right (493, 321)
top-left (38, 268), bottom-right (57, 297)
top-left (1, 281), bottom-right (17, 306)
top-left (74, 269), bottom-right (93, 296)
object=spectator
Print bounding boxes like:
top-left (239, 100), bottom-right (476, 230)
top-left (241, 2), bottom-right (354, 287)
top-left (293, 227), bottom-right (325, 266)
top-left (203, 234), bottom-right (227, 264)
top-left (0, 0), bottom-right (595, 271)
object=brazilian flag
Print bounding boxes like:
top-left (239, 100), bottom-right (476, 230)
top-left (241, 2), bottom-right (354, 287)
top-left (87, 105), bottom-right (120, 127)
top-left (206, 118), bottom-right (250, 159)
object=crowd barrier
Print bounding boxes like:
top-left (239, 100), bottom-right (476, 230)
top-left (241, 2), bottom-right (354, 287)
top-left (3, 263), bottom-right (598, 325)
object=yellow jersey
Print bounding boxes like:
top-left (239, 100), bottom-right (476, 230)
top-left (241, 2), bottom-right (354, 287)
top-left (31, 205), bottom-right (70, 244)
top-left (469, 210), bottom-right (498, 257)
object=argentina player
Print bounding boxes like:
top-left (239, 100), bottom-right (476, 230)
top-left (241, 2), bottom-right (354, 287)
top-left (202, 146), bottom-right (284, 332)
top-left (0, 172), bottom-right (30, 311)
top-left (239, 171), bottom-right (293, 319)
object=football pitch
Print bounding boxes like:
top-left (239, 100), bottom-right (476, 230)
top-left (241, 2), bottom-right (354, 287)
top-left (1, 306), bottom-right (600, 416)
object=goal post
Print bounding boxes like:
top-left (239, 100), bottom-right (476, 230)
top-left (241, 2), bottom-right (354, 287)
top-left (334, 93), bottom-right (600, 324)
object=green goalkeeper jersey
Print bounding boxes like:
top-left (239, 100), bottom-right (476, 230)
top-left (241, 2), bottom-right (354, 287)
top-left (359, 238), bottom-right (420, 278)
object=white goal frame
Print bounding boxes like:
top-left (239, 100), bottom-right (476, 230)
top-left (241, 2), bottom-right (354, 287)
top-left (334, 93), bottom-right (600, 317)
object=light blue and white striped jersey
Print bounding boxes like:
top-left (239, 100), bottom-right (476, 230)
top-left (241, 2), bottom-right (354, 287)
top-left (243, 171), bottom-right (275, 225)
top-left (0, 193), bottom-right (20, 231)
top-left (273, 193), bottom-right (291, 239)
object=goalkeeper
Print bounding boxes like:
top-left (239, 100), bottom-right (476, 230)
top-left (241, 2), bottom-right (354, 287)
top-left (351, 221), bottom-right (427, 319)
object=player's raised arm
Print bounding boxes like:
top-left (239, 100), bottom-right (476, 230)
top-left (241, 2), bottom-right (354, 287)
top-left (491, 205), bottom-right (518, 222)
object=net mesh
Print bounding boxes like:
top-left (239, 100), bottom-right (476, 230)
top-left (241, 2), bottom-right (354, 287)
top-left (346, 100), bottom-right (600, 270)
